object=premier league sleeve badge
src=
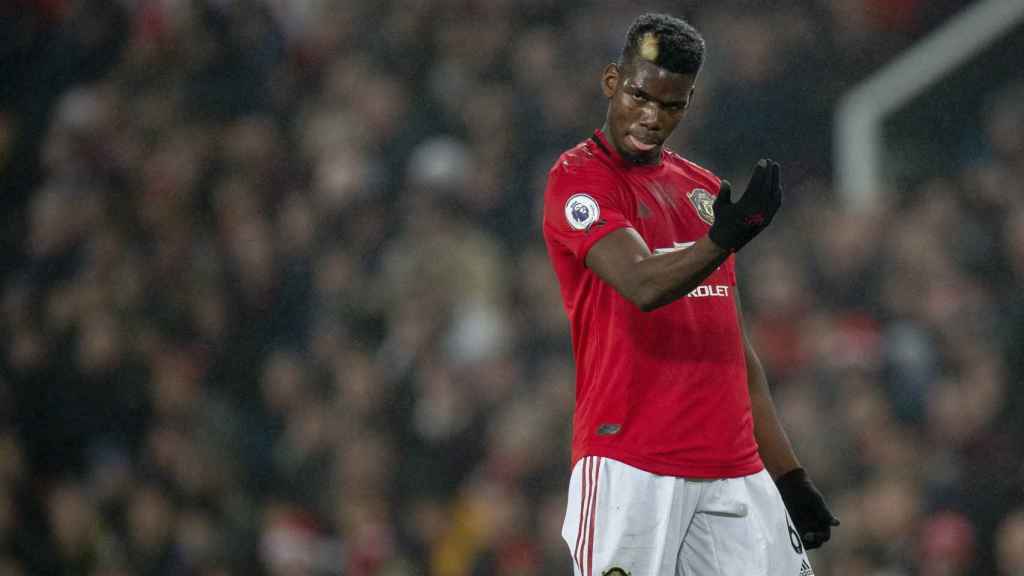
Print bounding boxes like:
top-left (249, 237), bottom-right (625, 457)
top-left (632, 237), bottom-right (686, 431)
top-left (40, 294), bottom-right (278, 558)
top-left (565, 194), bottom-right (601, 231)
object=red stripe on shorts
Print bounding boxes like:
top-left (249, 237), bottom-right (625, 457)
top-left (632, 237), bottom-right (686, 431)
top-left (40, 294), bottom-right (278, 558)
top-left (587, 457), bottom-right (601, 576)
top-left (574, 457), bottom-right (590, 575)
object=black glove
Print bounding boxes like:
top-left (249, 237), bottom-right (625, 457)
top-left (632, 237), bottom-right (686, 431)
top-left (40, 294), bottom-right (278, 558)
top-left (775, 467), bottom-right (840, 550)
top-left (707, 159), bottom-right (782, 252)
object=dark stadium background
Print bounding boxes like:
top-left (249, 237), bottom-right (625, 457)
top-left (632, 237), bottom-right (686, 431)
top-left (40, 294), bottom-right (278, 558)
top-left (2, 0), bottom-right (1023, 574)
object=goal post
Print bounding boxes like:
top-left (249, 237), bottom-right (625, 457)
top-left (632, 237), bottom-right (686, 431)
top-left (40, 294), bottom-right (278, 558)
top-left (834, 0), bottom-right (1024, 212)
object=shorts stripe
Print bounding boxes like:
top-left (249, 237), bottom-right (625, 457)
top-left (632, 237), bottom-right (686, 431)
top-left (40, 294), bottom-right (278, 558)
top-left (574, 457), bottom-right (590, 575)
top-left (587, 457), bottom-right (601, 576)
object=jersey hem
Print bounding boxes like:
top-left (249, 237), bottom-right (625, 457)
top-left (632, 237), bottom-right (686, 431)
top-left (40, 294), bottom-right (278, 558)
top-left (574, 445), bottom-right (764, 479)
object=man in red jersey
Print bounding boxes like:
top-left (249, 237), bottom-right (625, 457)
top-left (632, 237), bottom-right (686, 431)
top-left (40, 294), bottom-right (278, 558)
top-left (542, 13), bottom-right (838, 576)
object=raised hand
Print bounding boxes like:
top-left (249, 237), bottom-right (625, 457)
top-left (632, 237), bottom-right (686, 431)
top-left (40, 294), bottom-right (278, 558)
top-left (707, 159), bottom-right (783, 252)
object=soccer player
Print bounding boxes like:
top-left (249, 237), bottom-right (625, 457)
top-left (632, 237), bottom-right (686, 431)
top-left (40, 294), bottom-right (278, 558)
top-left (542, 13), bottom-right (838, 576)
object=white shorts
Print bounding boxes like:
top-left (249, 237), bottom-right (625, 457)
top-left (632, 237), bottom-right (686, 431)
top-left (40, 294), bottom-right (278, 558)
top-left (562, 456), bottom-right (815, 576)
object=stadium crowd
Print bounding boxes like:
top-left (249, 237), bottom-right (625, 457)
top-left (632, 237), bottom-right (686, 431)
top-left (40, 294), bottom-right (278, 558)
top-left (1, 0), bottom-right (1023, 574)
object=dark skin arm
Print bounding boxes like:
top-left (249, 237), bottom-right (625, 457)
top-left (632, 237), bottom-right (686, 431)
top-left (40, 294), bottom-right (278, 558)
top-left (584, 228), bottom-right (729, 312)
top-left (734, 290), bottom-right (801, 479)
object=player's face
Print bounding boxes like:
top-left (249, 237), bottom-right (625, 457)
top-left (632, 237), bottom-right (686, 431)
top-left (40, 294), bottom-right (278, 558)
top-left (602, 58), bottom-right (695, 164)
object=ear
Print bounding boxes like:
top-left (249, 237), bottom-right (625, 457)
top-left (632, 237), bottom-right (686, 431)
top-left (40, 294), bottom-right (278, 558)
top-left (601, 63), bottom-right (619, 98)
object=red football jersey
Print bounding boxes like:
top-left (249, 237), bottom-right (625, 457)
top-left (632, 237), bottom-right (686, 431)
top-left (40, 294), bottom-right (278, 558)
top-left (542, 130), bottom-right (763, 478)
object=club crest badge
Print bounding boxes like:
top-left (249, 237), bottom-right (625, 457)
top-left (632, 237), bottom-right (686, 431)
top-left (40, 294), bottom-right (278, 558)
top-left (565, 194), bottom-right (600, 230)
top-left (687, 188), bottom-right (715, 225)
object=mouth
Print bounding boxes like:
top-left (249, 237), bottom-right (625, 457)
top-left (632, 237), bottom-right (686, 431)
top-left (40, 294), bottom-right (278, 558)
top-left (626, 134), bottom-right (659, 153)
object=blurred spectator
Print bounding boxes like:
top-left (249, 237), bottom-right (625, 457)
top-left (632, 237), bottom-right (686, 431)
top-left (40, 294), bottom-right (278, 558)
top-left (917, 511), bottom-right (976, 576)
top-left (995, 509), bottom-right (1024, 576)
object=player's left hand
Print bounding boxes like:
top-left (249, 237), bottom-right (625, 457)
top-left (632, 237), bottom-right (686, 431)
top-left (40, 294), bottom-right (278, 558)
top-left (707, 159), bottom-right (782, 252)
top-left (775, 467), bottom-right (840, 550)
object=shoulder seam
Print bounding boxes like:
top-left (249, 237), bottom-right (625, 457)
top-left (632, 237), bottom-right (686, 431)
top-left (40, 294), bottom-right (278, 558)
top-left (666, 152), bottom-right (720, 189)
top-left (552, 141), bottom-right (618, 178)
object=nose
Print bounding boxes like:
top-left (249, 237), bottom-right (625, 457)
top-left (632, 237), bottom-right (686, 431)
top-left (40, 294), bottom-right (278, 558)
top-left (638, 102), bottom-right (660, 128)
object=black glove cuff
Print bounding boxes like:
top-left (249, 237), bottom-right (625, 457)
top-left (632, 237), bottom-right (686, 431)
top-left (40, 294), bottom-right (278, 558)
top-left (775, 467), bottom-right (809, 490)
top-left (707, 223), bottom-right (740, 253)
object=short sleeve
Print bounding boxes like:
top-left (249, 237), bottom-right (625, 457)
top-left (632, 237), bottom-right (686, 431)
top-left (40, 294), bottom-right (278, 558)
top-left (542, 159), bottom-right (632, 263)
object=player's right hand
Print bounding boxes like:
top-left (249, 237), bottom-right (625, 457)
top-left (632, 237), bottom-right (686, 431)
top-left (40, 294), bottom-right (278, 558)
top-left (707, 159), bottom-right (782, 252)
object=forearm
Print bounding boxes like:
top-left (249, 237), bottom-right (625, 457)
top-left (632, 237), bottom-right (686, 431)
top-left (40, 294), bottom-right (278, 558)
top-left (746, 344), bottom-right (801, 479)
top-left (635, 236), bottom-right (729, 310)
top-left (590, 234), bottom-right (728, 312)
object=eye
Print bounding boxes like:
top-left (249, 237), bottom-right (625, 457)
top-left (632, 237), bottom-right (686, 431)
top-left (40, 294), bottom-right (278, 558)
top-left (628, 90), bottom-right (645, 103)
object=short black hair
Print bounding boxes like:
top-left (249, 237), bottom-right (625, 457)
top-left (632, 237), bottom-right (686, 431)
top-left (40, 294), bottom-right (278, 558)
top-left (620, 13), bottom-right (705, 76)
